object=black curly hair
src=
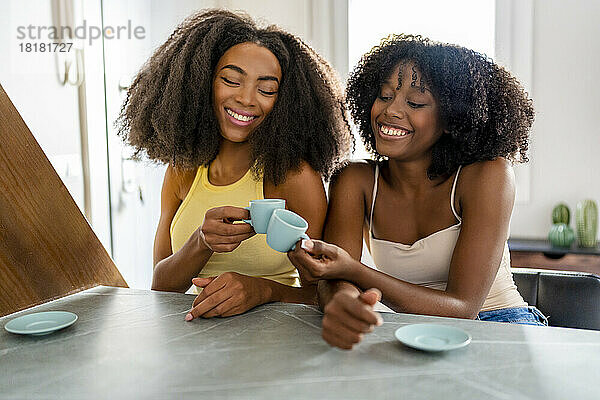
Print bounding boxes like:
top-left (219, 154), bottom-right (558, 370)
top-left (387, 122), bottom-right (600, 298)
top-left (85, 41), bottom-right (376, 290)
top-left (346, 34), bottom-right (534, 178)
top-left (116, 9), bottom-right (352, 185)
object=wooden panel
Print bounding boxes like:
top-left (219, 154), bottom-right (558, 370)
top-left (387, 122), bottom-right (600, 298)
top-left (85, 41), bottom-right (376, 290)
top-left (511, 251), bottom-right (600, 276)
top-left (0, 83), bottom-right (127, 317)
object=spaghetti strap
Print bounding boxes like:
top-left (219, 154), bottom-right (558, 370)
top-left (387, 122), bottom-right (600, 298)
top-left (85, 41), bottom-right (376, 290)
top-left (369, 164), bottom-right (379, 230)
top-left (450, 165), bottom-right (462, 222)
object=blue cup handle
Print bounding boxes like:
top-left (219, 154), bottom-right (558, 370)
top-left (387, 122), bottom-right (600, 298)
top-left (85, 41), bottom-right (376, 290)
top-left (242, 206), bottom-right (252, 226)
top-left (291, 233), bottom-right (310, 251)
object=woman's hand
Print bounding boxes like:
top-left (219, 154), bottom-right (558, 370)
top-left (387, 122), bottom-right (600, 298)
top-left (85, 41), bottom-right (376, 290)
top-left (321, 288), bottom-right (383, 350)
top-left (287, 239), bottom-right (358, 284)
top-left (198, 206), bottom-right (256, 253)
top-left (185, 272), bottom-right (272, 320)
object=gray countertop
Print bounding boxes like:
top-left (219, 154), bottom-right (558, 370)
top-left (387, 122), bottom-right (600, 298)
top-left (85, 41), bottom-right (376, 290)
top-left (1, 286), bottom-right (600, 399)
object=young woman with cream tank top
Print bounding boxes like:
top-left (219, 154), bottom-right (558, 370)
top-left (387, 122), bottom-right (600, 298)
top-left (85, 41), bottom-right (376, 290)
top-left (368, 164), bottom-right (527, 312)
top-left (287, 35), bottom-right (547, 350)
top-left (116, 10), bottom-right (352, 321)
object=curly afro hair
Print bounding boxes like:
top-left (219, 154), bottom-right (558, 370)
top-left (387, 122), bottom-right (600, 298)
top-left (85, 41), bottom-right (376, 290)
top-left (346, 34), bottom-right (534, 178)
top-left (117, 9), bottom-right (353, 185)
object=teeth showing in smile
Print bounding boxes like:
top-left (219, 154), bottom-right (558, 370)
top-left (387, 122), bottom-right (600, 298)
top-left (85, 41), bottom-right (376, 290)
top-left (380, 124), bottom-right (410, 136)
top-left (226, 108), bottom-right (256, 122)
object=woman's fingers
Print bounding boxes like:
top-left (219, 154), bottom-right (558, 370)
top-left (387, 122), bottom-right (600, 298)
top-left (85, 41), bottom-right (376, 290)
top-left (301, 239), bottom-right (340, 259)
top-left (206, 206), bottom-right (251, 222)
top-left (219, 305), bottom-right (247, 318)
top-left (288, 250), bottom-right (321, 276)
top-left (289, 239), bottom-right (355, 281)
top-left (203, 221), bottom-right (255, 237)
top-left (187, 289), bottom-right (232, 320)
top-left (217, 222), bottom-right (255, 236)
top-left (331, 293), bottom-right (382, 327)
top-left (201, 297), bottom-right (238, 318)
top-left (359, 288), bottom-right (382, 306)
top-left (200, 224), bottom-right (255, 253)
top-left (330, 294), bottom-right (381, 331)
top-left (209, 243), bottom-right (241, 253)
top-left (287, 243), bottom-right (334, 280)
top-left (322, 322), bottom-right (363, 350)
top-left (191, 277), bottom-right (215, 289)
top-left (188, 273), bottom-right (267, 319)
top-left (191, 276), bottom-right (226, 307)
top-left (202, 206), bottom-right (255, 236)
top-left (207, 231), bottom-right (255, 244)
top-left (200, 206), bottom-right (256, 253)
top-left (201, 231), bottom-right (255, 253)
top-left (320, 290), bottom-right (383, 350)
top-left (329, 307), bottom-right (376, 334)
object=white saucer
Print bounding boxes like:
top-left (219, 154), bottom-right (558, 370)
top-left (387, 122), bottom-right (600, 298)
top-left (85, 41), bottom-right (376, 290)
top-left (395, 323), bottom-right (471, 352)
top-left (4, 311), bottom-right (78, 336)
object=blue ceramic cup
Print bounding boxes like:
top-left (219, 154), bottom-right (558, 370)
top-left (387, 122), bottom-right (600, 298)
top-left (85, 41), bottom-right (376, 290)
top-left (243, 199), bottom-right (286, 234)
top-left (266, 208), bottom-right (310, 252)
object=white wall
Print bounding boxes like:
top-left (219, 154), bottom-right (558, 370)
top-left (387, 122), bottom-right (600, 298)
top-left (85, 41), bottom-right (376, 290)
top-left (0, 0), bottom-right (85, 212)
top-left (220, 0), bottom-right (348, 77)
top-left (510, 0), bottom-right (600, 240)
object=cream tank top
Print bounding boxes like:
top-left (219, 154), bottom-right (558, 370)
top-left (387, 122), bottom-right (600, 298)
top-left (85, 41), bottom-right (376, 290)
top-left (368, 164), bottom-right (526, 312)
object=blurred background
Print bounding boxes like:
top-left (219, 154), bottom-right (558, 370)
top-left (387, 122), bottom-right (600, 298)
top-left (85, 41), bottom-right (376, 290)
top-left (1, 0), bottom-right (598, 288)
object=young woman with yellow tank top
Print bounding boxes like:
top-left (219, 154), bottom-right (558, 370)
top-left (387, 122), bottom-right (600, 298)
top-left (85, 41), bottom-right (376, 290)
top-left (288, 35), bottom-right (547, 350)
top-left (117, 10), bottom-right (352, 320)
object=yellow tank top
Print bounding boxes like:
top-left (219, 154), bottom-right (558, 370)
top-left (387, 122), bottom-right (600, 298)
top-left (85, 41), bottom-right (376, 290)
top-left (170, 165), bottom-right (299, 287)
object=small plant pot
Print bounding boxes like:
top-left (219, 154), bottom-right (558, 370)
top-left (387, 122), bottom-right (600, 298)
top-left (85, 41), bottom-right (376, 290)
top-left (548, 223), bottom-right (575, 248)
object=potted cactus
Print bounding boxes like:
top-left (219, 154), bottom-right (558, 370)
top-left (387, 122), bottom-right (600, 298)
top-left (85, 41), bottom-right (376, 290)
top-left (552, 203), bottom-right (570, 224)
top-left (548, 223), bottom-right (575, 248)
top-left (548, 203), bottom-right (575, 248)
top-left (576, 199), bottom-right (598, 248)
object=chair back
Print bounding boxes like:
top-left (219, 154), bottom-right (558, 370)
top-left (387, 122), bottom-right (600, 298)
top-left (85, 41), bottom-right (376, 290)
top-left (512, 268), bottom-right (600, 330)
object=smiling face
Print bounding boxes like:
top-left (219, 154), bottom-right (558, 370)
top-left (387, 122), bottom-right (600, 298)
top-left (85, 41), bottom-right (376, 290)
top-left (212, 42), bottom-right (282, 143)
top-left (370, 62), bottom-right (445, 161)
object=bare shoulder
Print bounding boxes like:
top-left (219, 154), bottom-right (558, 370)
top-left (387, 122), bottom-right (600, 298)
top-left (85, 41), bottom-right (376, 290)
top-left (164, 164), bottom-right (197, 201)
top-left (283, 161), bottom-right (322, 187)
top-left (460, 158), bottom-right (514, 189)
top-left (265, 161), bottom-right (322, 193)
top-left (265, 161), bottom-right (325, 199)
top-left (459, 158), bottom-right (515, 205)
top-left (330, 159), bottom-right (376, 194)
